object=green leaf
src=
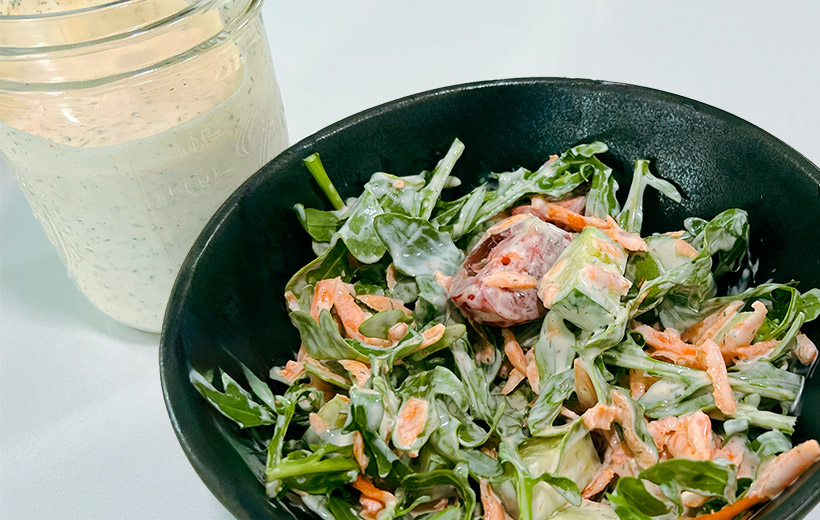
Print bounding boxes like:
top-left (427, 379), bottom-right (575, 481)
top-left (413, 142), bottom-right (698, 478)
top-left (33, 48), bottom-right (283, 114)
top-left (402, 469), bottom-right (476, 520)
top-left (265, 385), bottom-right (321, 496)
top-left (753, 430), bottom-right (792, 458)
top-left (802, 288), bottom-right (820, 321)
top-left (285, 239), bottom-right (351, 295)
top-left (684, 208), bottom-right (750, 279)
top-left (463, 449), bottom-right (503, 478)
top-left (338, 187), bottom-right (387, 263)
top-left (585, 162), bottom-right (620, 219)
top-left (375, 213), bottom-right (463, 277)
top-left (290, 310), bottom-right (368, 362)
top-left (639, 459), bottom-right (735, 512)
top-left (538, 473), bottom-right (582, 507)
top-left (703, 282), bottom-right (800, 342)
top-left (412, 274), bottom-right (450, 326)
top-left (365, 171), bottom-right (426, 217)
top-left (608, 476), bottom-right (669, 519)
top-left (326, 496), bottom-right (361, 520)
top-left (617, 159), bottom-right (681, 234)
top-left (265, 445), bottom-right (358, 495)
top-left (294, 204), bottom-right (344, 242)
top-left (534, 312), bottom-right (576, 378)
top-left (418, 138), bottom-right (466, 220)
top-left (190, 369), bottom-right (275, 429)
top-left (358, 309), bottom-right (413, 339)
top-left (461, 142), bottom-right (610, 236)
top-left (238, 363), bottom-right (276, 410)
top-left (629, 254), bottom-right (715, 327)
top-left (451, 338), bottom-right (502, 423)
top-left (528, 370), bottom-right (574, 435)
top-left (419, 506), bottom-right (463, 520)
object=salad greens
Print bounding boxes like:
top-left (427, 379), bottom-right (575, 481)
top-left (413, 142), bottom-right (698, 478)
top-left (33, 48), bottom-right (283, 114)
top-left (192, 140), bottom-right (820, 520)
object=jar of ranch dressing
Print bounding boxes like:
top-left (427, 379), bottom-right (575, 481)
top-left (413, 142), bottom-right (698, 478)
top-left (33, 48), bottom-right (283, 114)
top-left (0, 0), bottom-right (288, 331)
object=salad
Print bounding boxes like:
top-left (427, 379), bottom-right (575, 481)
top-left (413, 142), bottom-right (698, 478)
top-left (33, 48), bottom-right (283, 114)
top-left (191, 139), bottom-right (820, 520)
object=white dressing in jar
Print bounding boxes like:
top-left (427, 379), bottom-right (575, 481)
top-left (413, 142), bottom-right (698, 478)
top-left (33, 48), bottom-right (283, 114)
top-left (0, 0), bottom-right (288, 331)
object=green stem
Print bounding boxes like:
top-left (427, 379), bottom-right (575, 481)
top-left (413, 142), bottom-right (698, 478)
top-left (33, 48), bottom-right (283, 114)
top-left (304, 153), bottom-right (345, 210)
top-left (265, 455), bottom-right (358, 481)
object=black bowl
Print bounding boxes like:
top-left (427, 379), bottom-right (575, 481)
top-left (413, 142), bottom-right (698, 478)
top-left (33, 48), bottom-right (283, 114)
top-left (160, 78), bottom-right (820, 520)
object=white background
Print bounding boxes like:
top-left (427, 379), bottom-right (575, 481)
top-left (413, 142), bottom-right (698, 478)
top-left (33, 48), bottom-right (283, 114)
top-left (2, 1), bottom-right (819, 518)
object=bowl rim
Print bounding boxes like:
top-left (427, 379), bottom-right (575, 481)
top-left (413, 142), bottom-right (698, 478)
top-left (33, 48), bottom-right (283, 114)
top-left (159, 77), bottom-right (820, 520)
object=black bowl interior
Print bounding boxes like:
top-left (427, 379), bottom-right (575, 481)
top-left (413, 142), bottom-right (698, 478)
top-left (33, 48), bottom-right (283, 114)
top-left (160, 78), bottom-right (820, 520)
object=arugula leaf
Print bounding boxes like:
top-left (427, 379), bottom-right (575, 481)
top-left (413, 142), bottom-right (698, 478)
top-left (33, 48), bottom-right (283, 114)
top-left (265, 444), bottom-right (358, 495)
top-left (294, 204), bottom-right (344, 242)
top-left (358, 309), bottom-right (413, 339)
top-left (290, 310), bottom-right (394, 362)
top-left (461, 142), bottom-right (610, 236)
top-left (337, 187), bottom-right (387, 263)
top-left (190, 369), bottom-right (275, 428)
top-left (753, 430), bottom-right (792, 458)
top-left (238, 363), bottom-right (277, 410)
top-left (528, 370), bottom-right (575, 435)
top-left (285, 239), bottom-right (351, 295)
top-left (418, 139), bottom-right (466, 220)
top-left (402, 469), bottom-right (476, 520)
top-left (326, 495), bottom-right (361, 520)
top-left (289, 310), bottom-right (367, 362)
top-left (265, 385), bottom-right (323, 496)
top-left (584, 161), bottom-right (620, 219)
top-left (639, 459), bottom-right (735, 512)
top-left (802, 288), bottom-right (820, 321)
top-left (607, 476), bottom-right (669, 519)
top-left (451, 338), bottom-right (502, 423)
top-left (375, 213), bottom-right (463, 277)
top-left (684, 208), bottom-right (750, 279)
top-left (617, 159), bottom-right (681, 234)
top-left (538, 473), bottom-right (583, 507)
top-left (413, 274), bottom-right (451, 326)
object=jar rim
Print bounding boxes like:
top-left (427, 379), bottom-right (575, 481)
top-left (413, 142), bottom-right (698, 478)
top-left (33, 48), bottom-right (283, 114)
top-left (0, 0), bottom-right (261, 52)
top-left (1, 0), bottom-right (132, 20)
top-left (0, 0), bottom-right (263, 89)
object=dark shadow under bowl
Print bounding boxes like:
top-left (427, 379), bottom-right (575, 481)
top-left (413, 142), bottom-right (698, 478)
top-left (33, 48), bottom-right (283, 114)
top-left (160, 78), bottom-right (820, 520)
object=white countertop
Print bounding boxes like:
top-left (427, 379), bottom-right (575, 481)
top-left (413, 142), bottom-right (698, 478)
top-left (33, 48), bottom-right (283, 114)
top-left (1, 1), bottom-right (819, 518)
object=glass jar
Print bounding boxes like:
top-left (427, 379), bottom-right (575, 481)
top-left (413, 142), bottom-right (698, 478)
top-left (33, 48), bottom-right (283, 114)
top-left (0, 0), bottom-right (288, 332)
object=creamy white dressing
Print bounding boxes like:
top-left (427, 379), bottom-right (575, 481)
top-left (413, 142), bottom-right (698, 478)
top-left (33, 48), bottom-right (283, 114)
top-left (0, 0), bottom-right (288, 331)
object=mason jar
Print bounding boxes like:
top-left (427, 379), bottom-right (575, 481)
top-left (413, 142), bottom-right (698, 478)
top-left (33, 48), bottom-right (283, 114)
top-left (0, 0), bottom-right (288, 332)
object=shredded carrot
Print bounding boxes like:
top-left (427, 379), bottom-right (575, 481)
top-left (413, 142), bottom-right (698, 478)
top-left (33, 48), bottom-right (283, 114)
top-left (482, 270), bottom-right (539, 290)
top-left (480, 478), bottom-right (509, 520)
top-left (356, 293), bottom-right (412, 315)
top-left (682, 300), bottom-right (743, 344)
top-left (308, 413), bottom-right (330, 434)
top-left (394, 398), bottom-right (428, 453)
top-left (702, 339), bottom-right (737, 415)
top-left (574, 358), bottom-right (598, 410)
top-left (501, 329), bottom-right (528, 374)
top-left (339, 359), bottom-right (371, 387)
top-left (796, 334), bottom-right (818, 365)
top-left (352, 476), bottom-right (398, 520)
top-left (629, 369), bottom-right (656, 399)
top-left (525, 349), bottom-right (540, 394)
top-left (419, 324), bottom-right (446, 349)
top-left (386, 263), bottom-right (397, 290)
top-left (351, 431), bottom-right (368, 472)
top-left (692, 495), bottom-right (763, 520)
top-left (501, 369), bottom-right (526, 395)
top-left (434, 270), bottom-right (453, 292)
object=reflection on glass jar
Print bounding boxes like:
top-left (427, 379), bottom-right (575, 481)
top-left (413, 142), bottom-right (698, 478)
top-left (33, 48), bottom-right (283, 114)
top-left (0, 0), bottom-right (288, 332)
